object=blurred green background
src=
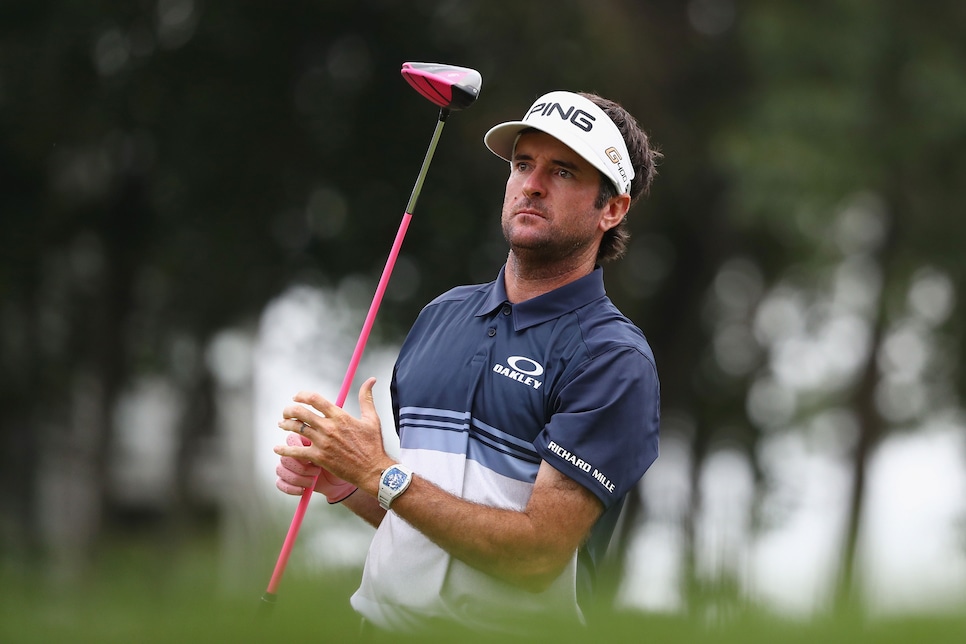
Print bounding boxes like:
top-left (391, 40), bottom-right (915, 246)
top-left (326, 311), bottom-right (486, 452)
top-left (2, 0), bottom-right (965, 641)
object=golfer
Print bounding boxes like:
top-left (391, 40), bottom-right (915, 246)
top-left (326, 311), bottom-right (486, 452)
top-left (274, 90), bottom-right (661, 633)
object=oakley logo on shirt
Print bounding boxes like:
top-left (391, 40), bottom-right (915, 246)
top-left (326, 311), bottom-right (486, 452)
top-left (492, 355), bottom-right (544, 390)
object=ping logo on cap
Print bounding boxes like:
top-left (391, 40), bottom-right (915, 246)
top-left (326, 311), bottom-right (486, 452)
top-left (605, 147), bottom-right (622, 164)
top-left (526, 102), bottom-right (596, 133)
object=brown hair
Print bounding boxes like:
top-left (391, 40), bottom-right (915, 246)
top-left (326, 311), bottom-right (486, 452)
top-left (580, 92), bottom-right (662, 262)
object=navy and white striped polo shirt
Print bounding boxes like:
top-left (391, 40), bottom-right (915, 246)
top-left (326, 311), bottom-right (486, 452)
top-left (351, 265), bottom-right (660, 629)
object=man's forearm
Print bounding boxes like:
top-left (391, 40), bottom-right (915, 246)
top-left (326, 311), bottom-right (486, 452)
top-left (384, 463), bottom-right (602, 592)
top-left (342, 490), bottom-right (386, 528)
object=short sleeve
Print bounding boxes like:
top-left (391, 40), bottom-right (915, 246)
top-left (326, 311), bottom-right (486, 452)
top-left (534, 346), bottom-right (659, 508)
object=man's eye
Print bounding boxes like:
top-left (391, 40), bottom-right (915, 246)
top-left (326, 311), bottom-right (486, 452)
top-left (557, 169), bottom-right (573, 179)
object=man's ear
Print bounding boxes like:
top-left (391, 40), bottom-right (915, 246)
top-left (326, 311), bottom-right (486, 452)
top-left (599, 193), bottom-right (631, 232)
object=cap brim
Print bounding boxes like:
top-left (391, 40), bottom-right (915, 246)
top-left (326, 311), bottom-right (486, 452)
top-left (483, 121), bottom-right (530, 162)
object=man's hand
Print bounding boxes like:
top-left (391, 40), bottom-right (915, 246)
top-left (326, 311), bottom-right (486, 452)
top-left (275, 432), bottom-right (357, 503)
top-left (274, 377), bottom-right (393, 497)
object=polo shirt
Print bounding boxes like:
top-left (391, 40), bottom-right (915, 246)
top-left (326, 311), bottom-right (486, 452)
top-left (350, 265), bottom-right (660, 631)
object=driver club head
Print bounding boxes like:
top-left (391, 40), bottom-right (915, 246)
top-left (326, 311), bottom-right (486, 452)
top-left (401, 62), bottom-right (482, 111)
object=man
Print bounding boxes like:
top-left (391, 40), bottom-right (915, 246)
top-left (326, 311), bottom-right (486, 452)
top-left (274, 90), bottom-right (661, 632)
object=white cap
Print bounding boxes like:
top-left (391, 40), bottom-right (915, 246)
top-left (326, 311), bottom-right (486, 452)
top-left (484, 91), bottom-right (635, 195)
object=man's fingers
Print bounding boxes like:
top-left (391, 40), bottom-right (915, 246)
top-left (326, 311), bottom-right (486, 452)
top-left (273, 443), bottom-right (303, 462)
top-left (278, 454), bottom-right (320, 477)
top-left (278, 417), bottom-right (321, 446)
top-left (358, 377), bottom-right (378, 421)
top-left (276, 461), bottom-right (318, 486)
top-left (275, 477), bottom-right (308, 496)
top-left (292, 390), bottom-right (340, 417)
top-left (279, 406), bottom-right (325, 430)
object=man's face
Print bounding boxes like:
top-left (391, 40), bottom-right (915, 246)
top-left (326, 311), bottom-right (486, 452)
top-left (501, 130), bottom-right (616, 263)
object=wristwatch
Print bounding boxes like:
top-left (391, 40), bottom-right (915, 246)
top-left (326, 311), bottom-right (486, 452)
top-left (378, 464), bottom-right (414, 510)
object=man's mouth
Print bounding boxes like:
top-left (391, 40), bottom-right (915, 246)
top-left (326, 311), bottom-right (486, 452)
top-left (513, 204), bottom-right (548, 219)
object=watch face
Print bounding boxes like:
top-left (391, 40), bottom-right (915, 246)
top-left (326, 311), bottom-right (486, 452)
top-left (384, 468), bottom-right (407, 491)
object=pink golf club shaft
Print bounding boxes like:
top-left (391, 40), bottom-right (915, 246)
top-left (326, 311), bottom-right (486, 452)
top-left (262, 112), bottom-right (448, 605)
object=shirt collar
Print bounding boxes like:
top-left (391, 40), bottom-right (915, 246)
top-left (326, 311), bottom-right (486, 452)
top-left (476, 265), bottom-right (607, 330)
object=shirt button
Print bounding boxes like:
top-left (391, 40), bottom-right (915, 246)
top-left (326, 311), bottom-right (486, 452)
top-left (487, 328), bottom-right (496, 337)
top-left (502, 306), bottom-right (511, 316)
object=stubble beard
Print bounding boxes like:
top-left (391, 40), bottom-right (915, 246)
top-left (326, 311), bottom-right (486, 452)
top-left (502, 205), bottom-right (597, 269)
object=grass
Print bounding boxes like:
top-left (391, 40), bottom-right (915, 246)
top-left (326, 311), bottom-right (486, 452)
top-left (2, 535), bottom-right (964, 643)
top-left (0, 533), bottom-right (365, 643)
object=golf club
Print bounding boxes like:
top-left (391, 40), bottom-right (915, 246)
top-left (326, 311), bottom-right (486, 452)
top-left (260, 62), bottom-right (482, 611)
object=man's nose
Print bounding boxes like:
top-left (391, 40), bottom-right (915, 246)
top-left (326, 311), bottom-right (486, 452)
top-left (521, 169), bottom-right (547, 198)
